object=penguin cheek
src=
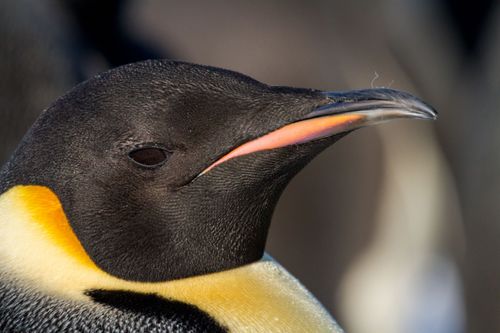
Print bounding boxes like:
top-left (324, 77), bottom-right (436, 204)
top-left (186, 145), bottom-right (297, 188)
top-left (191, 137), bottom-right (338, 190)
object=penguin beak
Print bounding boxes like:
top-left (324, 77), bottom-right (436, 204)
top-left (200, 88), bottom-right (436, 175)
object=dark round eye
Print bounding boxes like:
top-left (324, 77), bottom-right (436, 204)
top-left (128, 147), bottom-right (170, 168)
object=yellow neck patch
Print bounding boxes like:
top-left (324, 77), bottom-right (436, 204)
top-left (0, 185), bottom-right (341, 332)
top-left (10, 185), bottom-right (96, 268)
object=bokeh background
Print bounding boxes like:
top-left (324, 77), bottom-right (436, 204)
top-left (1, 1), bottom-right (498, 332)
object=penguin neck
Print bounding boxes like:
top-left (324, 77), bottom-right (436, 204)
top-left (0, 185), bottom-right (339, 331)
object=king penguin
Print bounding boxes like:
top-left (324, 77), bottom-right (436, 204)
top-left (0, 60), bottom-right (436, 332)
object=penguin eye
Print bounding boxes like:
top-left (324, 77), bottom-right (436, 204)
top-left (128, 147), bottom-right (170, 168)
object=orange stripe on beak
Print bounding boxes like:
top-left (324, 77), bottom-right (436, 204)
top-left (201, 113), bottom-right (364, 175)
top-left (199, 88), bottom-right (437, 177)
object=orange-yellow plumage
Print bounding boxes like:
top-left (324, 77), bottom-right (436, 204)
top-left (11, 185), bottom-right (96, 268)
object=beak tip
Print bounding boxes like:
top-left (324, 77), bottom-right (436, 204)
top-left (417, 106), bottom-right (438, 121)
top-left (408, 96), bottom-right (438, 121)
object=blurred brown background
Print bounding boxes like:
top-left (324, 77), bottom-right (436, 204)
top-left (1, 1), bottom-right (498, 332)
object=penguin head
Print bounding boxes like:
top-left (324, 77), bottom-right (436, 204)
top-left (0, 60), bottom-right (436, 282)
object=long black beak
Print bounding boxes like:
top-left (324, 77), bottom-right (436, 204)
top-left (200, 88), bottom-right (436, 175)
top-left (308, 88), bottom-right (437, 121)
